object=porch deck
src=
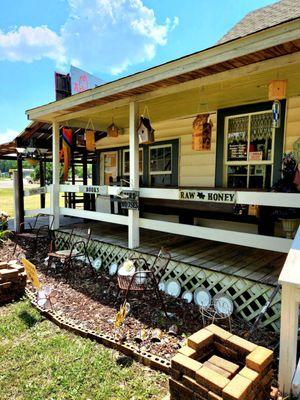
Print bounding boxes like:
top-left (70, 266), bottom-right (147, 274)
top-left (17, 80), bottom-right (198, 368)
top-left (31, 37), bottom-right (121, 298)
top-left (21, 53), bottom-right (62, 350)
top-left (54, 216), bottom-right (285, 287)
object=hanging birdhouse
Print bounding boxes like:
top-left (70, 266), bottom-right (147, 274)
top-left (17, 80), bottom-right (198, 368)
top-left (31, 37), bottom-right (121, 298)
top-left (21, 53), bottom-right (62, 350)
top-left (192, 114), bottom-right (212, 151)
top-left (85, 130), bottom-right (95, 151)
top-left (138, 116), bottom-right (155, 144)
top-left (268, 80), bottom-right (287, 100)
top-left (107, 122), bottom-right (120, 138)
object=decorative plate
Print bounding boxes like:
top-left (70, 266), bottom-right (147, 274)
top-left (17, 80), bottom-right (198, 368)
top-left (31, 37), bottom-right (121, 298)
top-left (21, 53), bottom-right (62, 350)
top-left (109, 263), bottom-right (118, 276)
top-left (194, 288), bottom-right (211, 308)
top-left (213, 294), bottom-right (234, 316)
top-left (158, 281), bottom-right (166, 292)
top-left (92, 258), bottom-right (102, 271)
top-left (181, 291), bottom-right (193, 303)
top-left (165, 279), bottom-right (181, 298)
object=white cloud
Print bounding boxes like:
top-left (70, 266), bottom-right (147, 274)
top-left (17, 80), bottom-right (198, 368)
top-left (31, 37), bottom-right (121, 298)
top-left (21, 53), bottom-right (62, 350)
top-left (0, 128), bottom-right (18, 145)
top-left (0, 0), bottom-right (178, 75)
top-left (0, 26), bottom-right (65, 63)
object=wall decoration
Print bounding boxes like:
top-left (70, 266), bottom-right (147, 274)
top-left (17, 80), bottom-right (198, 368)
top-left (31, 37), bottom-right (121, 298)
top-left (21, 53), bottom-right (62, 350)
top-left (268, 79), bottom-right (287, 100)
top-left (59, 127), bottom-right (73, 181)
top-left (272, 100), bottom-right (281, 128)
top-left (192, 114), bottom-right (212, 151)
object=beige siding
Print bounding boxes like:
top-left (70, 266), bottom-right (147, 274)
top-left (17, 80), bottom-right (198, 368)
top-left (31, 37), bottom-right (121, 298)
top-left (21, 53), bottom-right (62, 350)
top-left (96, 114), bottom-right (217, 187)
top-left (285, 96), bottom-right (300, 153)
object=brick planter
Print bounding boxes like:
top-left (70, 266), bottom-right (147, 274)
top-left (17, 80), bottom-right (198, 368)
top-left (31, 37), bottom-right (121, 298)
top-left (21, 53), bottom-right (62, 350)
top-left (0, 262), bottom-right (26, 304)
top-left (169, 324), bottom-right (273, 400)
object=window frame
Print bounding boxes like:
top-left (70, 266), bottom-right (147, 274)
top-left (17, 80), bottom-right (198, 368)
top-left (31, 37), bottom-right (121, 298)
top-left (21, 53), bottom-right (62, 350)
top-left (122, 148), bottom-right (144, 176)
top-left (148, 143), bottom-right (173, 176)
top-left (223, 110), bottom-right (275, 189)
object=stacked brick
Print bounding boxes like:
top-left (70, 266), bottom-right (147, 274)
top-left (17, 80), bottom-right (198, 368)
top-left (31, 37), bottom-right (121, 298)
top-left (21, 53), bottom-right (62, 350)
top-left (0, 262), bottom-right (26, 304)
top-left (169, 324), bottom-right (273, 400)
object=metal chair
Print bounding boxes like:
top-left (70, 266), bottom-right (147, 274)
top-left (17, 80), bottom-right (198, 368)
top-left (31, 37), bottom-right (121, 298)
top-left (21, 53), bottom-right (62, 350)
top-left (47, 227), bottom-right (93, 276)
top-left (117, 248), bottom-right (171, 317)
top-left (13, 213), bottom-right (55, 255)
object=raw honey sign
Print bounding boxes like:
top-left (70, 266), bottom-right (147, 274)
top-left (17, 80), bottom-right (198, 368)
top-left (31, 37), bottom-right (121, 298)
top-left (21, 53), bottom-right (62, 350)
top-left (179, 190), bottom-right (236, 204)
top-left (21, 258), bottom-right (42, 289)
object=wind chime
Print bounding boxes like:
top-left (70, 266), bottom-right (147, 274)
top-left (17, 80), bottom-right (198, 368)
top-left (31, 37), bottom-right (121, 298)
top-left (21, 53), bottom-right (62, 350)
top-left (268, 79), bottom-right (287, 128)
top-left (59, 126), bottom-right (73, 181)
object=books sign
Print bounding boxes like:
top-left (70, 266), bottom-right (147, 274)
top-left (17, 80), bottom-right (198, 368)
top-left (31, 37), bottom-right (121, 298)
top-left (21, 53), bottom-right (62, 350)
top-left (79, 185), bottom-right (108, 196)
top-left (179, 190), bottom-right (236, 204)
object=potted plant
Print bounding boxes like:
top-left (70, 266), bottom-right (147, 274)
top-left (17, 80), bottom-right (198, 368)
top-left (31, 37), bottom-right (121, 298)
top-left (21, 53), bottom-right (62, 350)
top-left (272, 153), bottom-right (300, 238)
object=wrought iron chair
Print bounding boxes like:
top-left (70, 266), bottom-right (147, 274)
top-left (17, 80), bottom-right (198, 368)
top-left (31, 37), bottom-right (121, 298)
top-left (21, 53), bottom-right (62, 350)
top-left (13, 213), bottom-right (55, 255)
top-left (47, 227), bottom-right (93, 275)
top-left (117, 248), bottom-right (171, 317)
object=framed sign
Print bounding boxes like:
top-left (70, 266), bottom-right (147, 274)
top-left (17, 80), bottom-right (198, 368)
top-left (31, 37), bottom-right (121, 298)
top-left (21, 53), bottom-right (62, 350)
top-left (179, 190), bottom-right (236, 204)
top-left (79, 185), bottom-right (108, 196)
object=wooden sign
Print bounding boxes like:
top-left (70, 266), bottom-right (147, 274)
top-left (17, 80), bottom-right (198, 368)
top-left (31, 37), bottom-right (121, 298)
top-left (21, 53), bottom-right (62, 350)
top-left (24, 187), bottom-right (47, 196)
top-left (268, 80), bottom-right (287, 100)
top-left (179, 190), bottom-right (236, 203)
top-left (119, 190), bottom-right (139, 209)
top-left (79, 185), bottom-right (108, 196)
top-left (21, 258), bottom-right (41, 289)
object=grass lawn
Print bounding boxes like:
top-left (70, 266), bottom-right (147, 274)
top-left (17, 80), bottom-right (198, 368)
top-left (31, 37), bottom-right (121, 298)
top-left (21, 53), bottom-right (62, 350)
top-left (0, 300), bottom-right (168, 400)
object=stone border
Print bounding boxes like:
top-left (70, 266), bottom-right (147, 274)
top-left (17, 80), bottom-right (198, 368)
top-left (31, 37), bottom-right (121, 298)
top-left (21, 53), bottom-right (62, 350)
top-left (25, 288), bottom-right (171, 375)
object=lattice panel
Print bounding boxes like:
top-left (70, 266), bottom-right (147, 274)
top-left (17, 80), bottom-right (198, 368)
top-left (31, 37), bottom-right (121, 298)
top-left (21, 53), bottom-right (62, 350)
top-left (55, 231), bottom-right (281, 332)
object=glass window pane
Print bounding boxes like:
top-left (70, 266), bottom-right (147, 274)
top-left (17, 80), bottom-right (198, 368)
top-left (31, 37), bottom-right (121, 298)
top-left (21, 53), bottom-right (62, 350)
top-left (123, 149), bottom-right (143, 175)
top-left (150, 146), bottom-right (172, 173)
top-left (249, 112), bottom-right (273, 161)
top-left (227, 165), bottom-right (248, 188)
top-left (150, 174), bottom-right (171, 186)
top-left (249, 164), bottom-right (272, 189)
top-left (227, 116), bottom-right (249, 161)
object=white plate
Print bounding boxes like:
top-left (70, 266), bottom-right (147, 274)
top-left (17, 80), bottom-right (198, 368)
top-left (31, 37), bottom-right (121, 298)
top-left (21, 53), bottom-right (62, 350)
top-left (92, 258), bottom-right (102, 271)
top-left (118, 264), bottom-right (136, 277)
top-left (194, 288), bottom-right (211, 308)
top-left (181, 291), bottom-right (193, 303)
top-left (165, 279), bottom-right (181, 298)
top-left (109, 263), bottom-right (118, 276)
top-left (213, 294), bottom-right (234, 316)
top-left (158, 281), bottom-right (166, 292)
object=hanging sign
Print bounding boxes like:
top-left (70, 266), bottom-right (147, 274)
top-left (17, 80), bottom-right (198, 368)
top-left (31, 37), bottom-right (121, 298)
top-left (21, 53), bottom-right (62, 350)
top-left (179, 190), bottom-right (236, 204)
top-left (119, 190), bottom-right (139, 210)
top-left (79, 185), bottom-right (108, 196)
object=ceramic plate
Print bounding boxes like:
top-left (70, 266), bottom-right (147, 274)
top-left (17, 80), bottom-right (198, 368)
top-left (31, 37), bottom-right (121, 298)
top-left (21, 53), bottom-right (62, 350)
top-left (109, 262), bottom-right (118, 276)
top-left (181, 291), bottom-right (193, 303)
top-left (165, 279), bottom-right (181, 298)
top-left (213, 294), bottom-right (234, 316)
top-left (158, 281), bottom-right (166, 292)
top-left (92, 258), bottom-right (102, 271)
top-left (194, 288), bottom-right (211, 308)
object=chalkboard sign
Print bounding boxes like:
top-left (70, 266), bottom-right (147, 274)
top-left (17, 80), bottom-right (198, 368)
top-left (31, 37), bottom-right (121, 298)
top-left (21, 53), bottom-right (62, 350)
top-left (119, 190), bottom-right (139, 210)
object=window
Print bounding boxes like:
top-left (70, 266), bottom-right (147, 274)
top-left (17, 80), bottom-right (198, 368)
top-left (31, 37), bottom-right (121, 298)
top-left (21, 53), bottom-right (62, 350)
top-left (224, 111), bottom-right (274, 189)
top-left (149, 144), bottom-right (172, 186)
top-left (122, 149), bottom-right (143, 175)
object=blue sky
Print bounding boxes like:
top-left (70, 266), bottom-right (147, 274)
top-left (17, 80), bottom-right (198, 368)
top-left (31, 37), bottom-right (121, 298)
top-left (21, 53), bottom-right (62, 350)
top-left (0, 0), bottom-right (277, 144)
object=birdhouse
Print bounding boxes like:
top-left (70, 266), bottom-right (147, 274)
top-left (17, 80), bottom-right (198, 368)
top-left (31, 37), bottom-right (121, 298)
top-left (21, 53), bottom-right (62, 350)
top-left (138, 117), bottom-right (155, 144)
top-left (192, 114), bottom-right (212, 151)
top-left (107, 122), bottom-right (120, 138)
top-left (85, 130), bottom-right (95, 151)
top-left (268, 80), bottom-right (287, 100)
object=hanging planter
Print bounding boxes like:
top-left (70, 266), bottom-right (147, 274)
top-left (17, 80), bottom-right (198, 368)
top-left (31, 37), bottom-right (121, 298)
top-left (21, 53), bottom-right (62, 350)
top-left (192, 114), bottom-right (212, 151)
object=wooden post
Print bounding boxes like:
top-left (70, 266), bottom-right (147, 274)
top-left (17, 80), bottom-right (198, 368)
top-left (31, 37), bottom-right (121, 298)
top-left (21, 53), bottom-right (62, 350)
top-left (82, 150), bottom-right (89, 210)
top-left (50, 121), bottom-right (60, 230)
top-left (278, 227), bottom-right (300, 396)
top-left (13, 162), bottom-right (24, 233)
top-left (39, 159), bottom-right (45, 209)
top-left (128, 101), bottom-right (140, 249)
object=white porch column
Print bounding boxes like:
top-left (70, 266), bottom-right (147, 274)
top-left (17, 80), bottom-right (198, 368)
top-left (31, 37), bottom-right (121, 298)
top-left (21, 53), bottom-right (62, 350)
top-left (50, 120), bottom-right (60, 230)
top-left (128, 101), bottom-right (139, 248)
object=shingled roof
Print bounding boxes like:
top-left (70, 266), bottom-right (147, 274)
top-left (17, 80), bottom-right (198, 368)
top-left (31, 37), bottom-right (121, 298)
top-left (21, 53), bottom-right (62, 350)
top-left (219, 0), bottom-right (300, 44)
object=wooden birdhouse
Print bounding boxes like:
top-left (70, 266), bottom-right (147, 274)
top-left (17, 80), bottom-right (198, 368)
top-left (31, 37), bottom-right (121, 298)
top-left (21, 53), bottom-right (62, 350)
top-left (192, 114), bottom-right (212, 151)
top-left (85, 130), bottom-right (95, 151)
top-left (138, 117), bottom-right (155, 144)
top-left (268, 80), bottom-right (287, 100)
top-left (107, 122), bottom-right (120, 138)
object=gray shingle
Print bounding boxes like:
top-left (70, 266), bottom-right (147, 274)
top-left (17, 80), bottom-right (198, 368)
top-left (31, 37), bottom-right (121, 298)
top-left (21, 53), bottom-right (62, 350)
top-left (218, 0), bottom-right (300, 44)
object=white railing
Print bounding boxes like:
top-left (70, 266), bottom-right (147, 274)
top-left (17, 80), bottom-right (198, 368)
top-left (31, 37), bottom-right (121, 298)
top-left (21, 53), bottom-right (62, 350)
top-left (23, 185), bottom-right (50, 217)
top-left (57, 184), bottom-right (298, 252)
top-left (278, 226), bottom-right (300, 396)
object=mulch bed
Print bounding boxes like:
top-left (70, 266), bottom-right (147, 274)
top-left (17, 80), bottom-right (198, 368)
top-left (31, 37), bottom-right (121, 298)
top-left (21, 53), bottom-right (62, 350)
top-left (0, 236), bottom-right (280, 381)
